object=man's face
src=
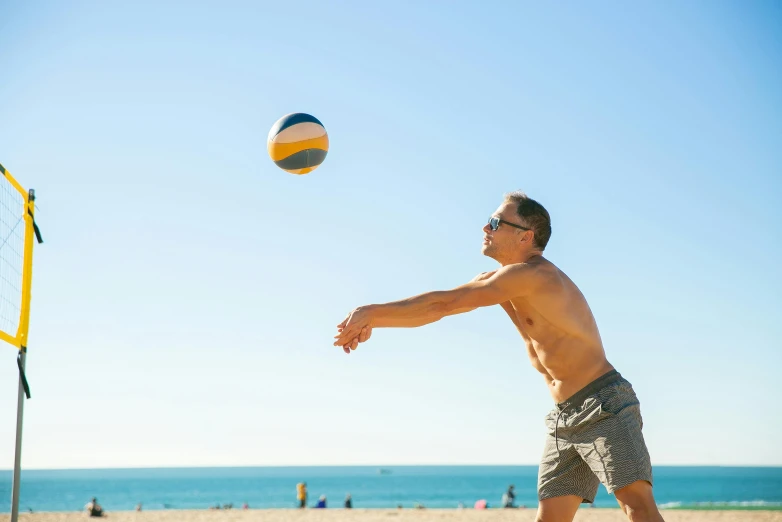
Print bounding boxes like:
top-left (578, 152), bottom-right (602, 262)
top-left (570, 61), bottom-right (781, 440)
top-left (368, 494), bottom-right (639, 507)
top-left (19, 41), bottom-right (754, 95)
top-left (482, 201), bottom-right (529, 261)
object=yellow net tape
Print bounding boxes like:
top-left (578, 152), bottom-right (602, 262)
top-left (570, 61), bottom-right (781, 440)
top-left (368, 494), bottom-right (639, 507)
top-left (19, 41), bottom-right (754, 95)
top-left (0, 163), bottom-right (38, 351)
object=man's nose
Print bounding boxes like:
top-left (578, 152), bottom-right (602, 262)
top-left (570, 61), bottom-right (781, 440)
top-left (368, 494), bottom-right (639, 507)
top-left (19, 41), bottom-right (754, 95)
top-left (482, 223), bottom-right (492, 233)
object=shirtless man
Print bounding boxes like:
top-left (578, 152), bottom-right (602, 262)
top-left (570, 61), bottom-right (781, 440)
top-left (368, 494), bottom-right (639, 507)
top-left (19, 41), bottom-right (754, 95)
top-left (333, 192), bottom-right (664, 522)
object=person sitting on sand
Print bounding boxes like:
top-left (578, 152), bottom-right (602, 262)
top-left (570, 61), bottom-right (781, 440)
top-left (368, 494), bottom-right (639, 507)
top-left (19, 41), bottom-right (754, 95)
top-left (315, 495), bottom-right (327, 509)
top-left (85, 497), bottom-right (104, 517)
top-left (344, 493), bottom-right (352, 509)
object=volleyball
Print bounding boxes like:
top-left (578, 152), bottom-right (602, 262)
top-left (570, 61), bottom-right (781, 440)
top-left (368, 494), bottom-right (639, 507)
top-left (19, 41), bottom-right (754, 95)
top-left (267, 113), bottom-right (329, 175)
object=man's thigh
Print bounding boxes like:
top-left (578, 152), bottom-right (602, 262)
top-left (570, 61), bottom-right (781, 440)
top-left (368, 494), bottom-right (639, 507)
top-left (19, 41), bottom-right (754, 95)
top-left (574, 384), bottom-right (653, 494)
top-left (538, 429), bottom-right (601, 503)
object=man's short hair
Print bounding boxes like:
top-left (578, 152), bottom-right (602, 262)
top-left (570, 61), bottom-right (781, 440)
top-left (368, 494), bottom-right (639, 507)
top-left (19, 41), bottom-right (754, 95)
top-left (504, 191), bottom-right (552, 250)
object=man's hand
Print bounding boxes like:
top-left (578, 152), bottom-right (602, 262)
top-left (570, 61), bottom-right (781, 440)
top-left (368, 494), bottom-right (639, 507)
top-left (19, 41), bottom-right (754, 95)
top-left (337, 324), bottom-right (373, 354)
top-left (335, 307), bottom-right (374, 353)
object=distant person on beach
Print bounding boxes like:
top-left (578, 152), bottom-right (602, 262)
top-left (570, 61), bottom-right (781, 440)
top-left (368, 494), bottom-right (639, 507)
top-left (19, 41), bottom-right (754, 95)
top-left (296, 482), bottom-right (307, 508)
top-left (135, 503), bottom-right (141, 512)
top-left (335, 192), bottom-right (665, 522)
top-left (502, 484), bottom-right (516, 508)
top-left (344, 493), bottom-right (352, 509)
top-left (315, 495), bottom-right (327, 508)
top-left (85, 497), bottom-right (104, 517)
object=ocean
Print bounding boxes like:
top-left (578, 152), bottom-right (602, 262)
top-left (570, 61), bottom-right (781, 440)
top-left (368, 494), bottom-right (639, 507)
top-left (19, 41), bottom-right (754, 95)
top-left (1, 466), bottom-right (781, 513)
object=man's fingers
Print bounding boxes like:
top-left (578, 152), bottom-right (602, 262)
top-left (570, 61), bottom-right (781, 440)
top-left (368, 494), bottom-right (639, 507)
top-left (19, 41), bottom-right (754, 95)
top-left (340, 335), bottom-right (360, 354)
top-left (342, 337), bottom-right (359, 354)
top-left (334, 330), bottom-right (355, 346)
top-left (358, 326), bottom-right (372, 343)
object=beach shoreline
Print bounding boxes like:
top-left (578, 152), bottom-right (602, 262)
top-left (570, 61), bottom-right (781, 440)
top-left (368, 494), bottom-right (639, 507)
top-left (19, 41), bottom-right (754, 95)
top-left (3, 509), bottom-right (782, 522)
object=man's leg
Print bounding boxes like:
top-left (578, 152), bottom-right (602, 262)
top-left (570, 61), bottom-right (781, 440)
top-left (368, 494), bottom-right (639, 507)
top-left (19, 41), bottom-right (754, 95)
top-left (574, 379), bottom-right (658, 519)
top-left (538, 408), bottom-right (600, 521)
top-left (535, 495), bottom-right (582, 522)
top-left (615, 480), bottom-right (665, 522)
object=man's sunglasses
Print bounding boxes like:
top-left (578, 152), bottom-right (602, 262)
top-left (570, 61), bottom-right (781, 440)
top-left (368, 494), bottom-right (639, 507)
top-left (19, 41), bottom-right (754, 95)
top-left (488, 216), bottom-right (530, 232)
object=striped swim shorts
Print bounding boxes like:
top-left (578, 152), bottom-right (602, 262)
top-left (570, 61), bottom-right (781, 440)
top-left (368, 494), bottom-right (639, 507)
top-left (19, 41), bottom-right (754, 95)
top-left (537, 370), bottom-right (653, 503)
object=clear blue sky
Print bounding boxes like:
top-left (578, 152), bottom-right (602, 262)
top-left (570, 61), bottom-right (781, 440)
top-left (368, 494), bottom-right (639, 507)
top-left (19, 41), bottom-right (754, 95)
top-left (0, 1), bottom-right (780, 469)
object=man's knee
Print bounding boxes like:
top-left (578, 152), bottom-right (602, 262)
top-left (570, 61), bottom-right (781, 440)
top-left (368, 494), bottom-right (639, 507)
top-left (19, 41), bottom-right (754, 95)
top-left (535, 495), bottom-right (583, 522)
top-left (625, 504), bottom-right (662, 521)
top-left (615, 480), bottom-right (663, 521)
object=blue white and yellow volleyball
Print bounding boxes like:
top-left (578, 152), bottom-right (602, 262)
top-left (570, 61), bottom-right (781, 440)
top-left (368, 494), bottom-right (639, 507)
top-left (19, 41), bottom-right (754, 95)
top-left (267, 113), bottom-right (329, 175)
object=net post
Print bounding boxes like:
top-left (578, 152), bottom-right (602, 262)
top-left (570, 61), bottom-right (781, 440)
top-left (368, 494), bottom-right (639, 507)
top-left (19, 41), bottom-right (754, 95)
top-left (10, 348), bottom-right (27, 522)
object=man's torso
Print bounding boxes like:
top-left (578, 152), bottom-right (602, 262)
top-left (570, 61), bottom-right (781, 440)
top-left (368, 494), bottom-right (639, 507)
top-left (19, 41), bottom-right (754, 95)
top-left (497, 257), bottom-right (613, 402)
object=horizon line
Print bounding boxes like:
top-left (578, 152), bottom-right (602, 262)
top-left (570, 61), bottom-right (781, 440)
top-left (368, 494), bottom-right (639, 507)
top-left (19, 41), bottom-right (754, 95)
top-left (3, 463), bottom-right (781, 472)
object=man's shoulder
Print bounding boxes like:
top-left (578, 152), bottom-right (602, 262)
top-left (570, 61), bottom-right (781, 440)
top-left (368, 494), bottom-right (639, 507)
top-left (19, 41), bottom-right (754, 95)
top-left (501, 257), bottom-right (559, 278)
top-left (495, 258), bottom-right (569, 297)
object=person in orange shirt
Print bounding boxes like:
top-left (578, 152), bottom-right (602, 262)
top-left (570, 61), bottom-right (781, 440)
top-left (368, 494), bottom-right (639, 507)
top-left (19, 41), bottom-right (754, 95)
top-left (296, 482), bottom-right (307, 509)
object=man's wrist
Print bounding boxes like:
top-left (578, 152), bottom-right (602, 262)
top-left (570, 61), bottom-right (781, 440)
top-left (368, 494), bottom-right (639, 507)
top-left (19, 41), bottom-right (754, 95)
top-left (363, 304), bottom-right (381, 322)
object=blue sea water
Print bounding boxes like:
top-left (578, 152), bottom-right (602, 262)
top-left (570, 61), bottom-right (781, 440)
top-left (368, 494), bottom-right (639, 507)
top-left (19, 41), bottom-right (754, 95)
top-left (1, 466), bottom-right (781, 513)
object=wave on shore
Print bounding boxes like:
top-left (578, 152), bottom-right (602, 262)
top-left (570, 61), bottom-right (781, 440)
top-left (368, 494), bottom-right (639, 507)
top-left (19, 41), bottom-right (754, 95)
top-left (659, 501), bottom-right (782, 510)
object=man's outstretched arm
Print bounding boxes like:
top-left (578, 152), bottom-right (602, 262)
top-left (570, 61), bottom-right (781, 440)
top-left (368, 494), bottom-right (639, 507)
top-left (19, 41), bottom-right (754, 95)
top-left (356, 271), bottom-right (495, 329)
top-left (333, 263), bottom-right (540, 349)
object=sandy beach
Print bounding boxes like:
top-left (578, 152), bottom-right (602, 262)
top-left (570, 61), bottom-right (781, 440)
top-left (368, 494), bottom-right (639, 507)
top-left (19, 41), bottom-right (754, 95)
top-left (3, 510), bottom-right (781, 522)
